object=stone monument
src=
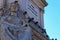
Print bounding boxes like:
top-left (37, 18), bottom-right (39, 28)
top-left (0, 0), bottom-right (32, 40)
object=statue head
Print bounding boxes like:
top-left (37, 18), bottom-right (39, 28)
top-left (10, 1), bottom-right (19, 16)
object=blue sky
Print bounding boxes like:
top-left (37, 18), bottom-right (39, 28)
top-left (44, 0), bottom-right (60, 40)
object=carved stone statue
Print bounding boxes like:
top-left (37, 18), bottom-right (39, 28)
top-left (0, 0), bottom-right (32, 40)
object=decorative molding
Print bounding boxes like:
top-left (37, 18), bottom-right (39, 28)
top-left (41, 0), bottom-right (48, 7)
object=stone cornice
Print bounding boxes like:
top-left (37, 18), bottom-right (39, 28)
top-left (41, 0), bottom-right (48, 7)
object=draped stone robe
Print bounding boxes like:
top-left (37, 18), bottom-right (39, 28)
top-left (0, 15), bottom-right (32, 40)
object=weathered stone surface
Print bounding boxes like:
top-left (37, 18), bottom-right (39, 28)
top-left (0, 0), bottom-right (48, 40)
top-left (0, 1), bottom-right (32, 39)
top-left (0, 16), bottom-right (32, 40)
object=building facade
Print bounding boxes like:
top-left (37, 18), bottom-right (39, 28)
top-left (0, 0), bottom-right (49, 40)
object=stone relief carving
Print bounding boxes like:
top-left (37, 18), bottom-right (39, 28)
top-left (0, 1), bottom-right (32, 40)
top-left (0, 14), bottom-right (32, 40)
